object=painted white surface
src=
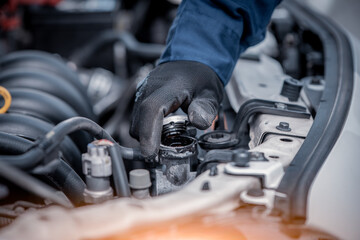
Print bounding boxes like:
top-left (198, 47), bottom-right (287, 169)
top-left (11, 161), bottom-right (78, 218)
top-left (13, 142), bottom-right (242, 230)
top-left (305, 0), bottom-right (360, 40)
top-left (307, 36), bottom-right (360, 239)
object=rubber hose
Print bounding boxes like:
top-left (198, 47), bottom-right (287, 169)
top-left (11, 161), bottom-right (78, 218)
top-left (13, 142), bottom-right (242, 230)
top-left (1, 88), bottom-right (92, 152)
top-left (38, 117), bottom-right (143, 162)
top-left (0, 117), bottom-right (142, 172)
top-left (108, 145), bottom-right (131, 197)
top-left (0, 50), bottom-right (88, 102)
top-left (0, 132), bottom-right (33, 155)
top-left (0, 148), bottom-right (45, 170)
top-left (70, 31), bottom-right (164, 67)
top-left (0, 161), bottom-right (73, 208)
top-left (0, 133), bottom-right (85, 205)
top-left (0, 114), bottom-right (82, 172)
top-left (3, 88), bottom-right (92, 151)
top-left (104, 76), bottom-right (138, 136)
top-left (43, 160), bottom-right (85, 206)
top-left (5, 88), bottom-right (79, 124)
top-left (0, 68), bottom-right (96, 120)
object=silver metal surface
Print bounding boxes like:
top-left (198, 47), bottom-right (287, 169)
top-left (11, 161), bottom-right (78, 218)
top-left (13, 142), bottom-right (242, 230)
top-left (154, 136), bottom-right (197, 195)
top-left (248, 114), bottom-right (313, 148)
top-left (162, 115), bottom-right (188, 126)
top-left (251, 135), bottom-right (304, 168)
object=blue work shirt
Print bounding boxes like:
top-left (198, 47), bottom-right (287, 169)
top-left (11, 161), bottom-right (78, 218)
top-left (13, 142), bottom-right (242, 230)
top-left (159, 0), bottom-right (281, 85)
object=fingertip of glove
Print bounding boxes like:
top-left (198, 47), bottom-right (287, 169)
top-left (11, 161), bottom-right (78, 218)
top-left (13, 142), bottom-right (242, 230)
top-left (188, 110), bottom-right (214, 130)
top-left (140, 135), bottom-right (161, 161)
top-left (188, 99), bottom-right (217, 130)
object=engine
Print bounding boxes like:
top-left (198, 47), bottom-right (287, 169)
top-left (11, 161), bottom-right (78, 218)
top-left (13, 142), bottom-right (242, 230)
top-left (0, 1), bottom-right (336, 239)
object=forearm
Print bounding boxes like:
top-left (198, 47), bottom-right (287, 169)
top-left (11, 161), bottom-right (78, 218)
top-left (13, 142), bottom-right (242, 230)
top-left (159, 0), bottom-right (281, 85)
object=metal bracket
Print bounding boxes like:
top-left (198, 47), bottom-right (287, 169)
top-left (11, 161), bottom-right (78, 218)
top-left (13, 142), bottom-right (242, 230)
top-left (198, 99), bottom-right (310, 150)
top-left (232, 99), bottom-right (310, 146)
top-left (224, 161), bottom-right (284, 189)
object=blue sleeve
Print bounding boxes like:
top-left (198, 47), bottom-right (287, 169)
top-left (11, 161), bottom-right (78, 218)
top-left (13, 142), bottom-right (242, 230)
top-left (159, 0), bottom-right (281, 85)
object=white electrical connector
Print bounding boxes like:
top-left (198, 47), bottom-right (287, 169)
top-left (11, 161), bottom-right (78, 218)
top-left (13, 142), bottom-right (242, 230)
top-left (82, 140), bottom-right (113, 204)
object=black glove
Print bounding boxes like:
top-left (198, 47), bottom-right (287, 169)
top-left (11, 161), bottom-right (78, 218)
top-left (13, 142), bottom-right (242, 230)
top-left (130, 61), bottom-right (224, 160)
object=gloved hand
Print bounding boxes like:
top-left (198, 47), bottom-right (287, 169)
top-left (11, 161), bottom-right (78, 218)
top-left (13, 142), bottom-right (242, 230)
top-left (130, 61), bottom-right (224, 160)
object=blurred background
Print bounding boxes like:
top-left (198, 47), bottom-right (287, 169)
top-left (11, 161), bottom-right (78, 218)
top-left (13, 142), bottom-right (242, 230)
top-left (305, 0), bottom-right (360, 40)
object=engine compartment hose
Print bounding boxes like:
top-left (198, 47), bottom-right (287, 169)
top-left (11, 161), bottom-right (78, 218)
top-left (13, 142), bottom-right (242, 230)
top-left (41, 117), bottom-right (116, 153)
top-left (0, 132), bottom-right (33, 155)
top-left (108, 145), bottom-right (131, 197)
top-left (0, 117), bottom-right (143, 175)
top-left (2, 88), bottom-right (93, 152)
top-left (0, 133), bottom-right (85, 205)
top-left (5, 88), bottom-right (79, 124)
top-left (0, 113), bottom-right (81, 171)
top-left (0, 146), bottom-right (45, 170)
top-left (70, 31), bottom-right (164, 67)
top-left (40, 117), bottom-right (143, 160)
top-left (0, 86), bottom-right (11, 114)
top-left (118, 145), bottom-right (143, 161)
top-left (0, 68), bottom-right (96, 120)
top-left (0, 161), bottom-right (73, 208)
top-left (0, 50), bottom-right (89, 103)
top-left (43, 159), bottom-right (86, 206)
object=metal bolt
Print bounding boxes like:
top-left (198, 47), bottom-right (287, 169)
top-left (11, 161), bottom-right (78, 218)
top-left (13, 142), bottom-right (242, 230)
top-left (276, 122), bottom-right (291, 132)
top-left (232, 150), bottom-right (250, 167)
top-left (201, 181), bottom-right (211, 191)
top-left (209, 166), bottom-right (218, 177)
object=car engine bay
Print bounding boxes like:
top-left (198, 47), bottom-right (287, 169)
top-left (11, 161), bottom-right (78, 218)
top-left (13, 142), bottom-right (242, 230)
top-left (0, 0), bottom-right (353, 239)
